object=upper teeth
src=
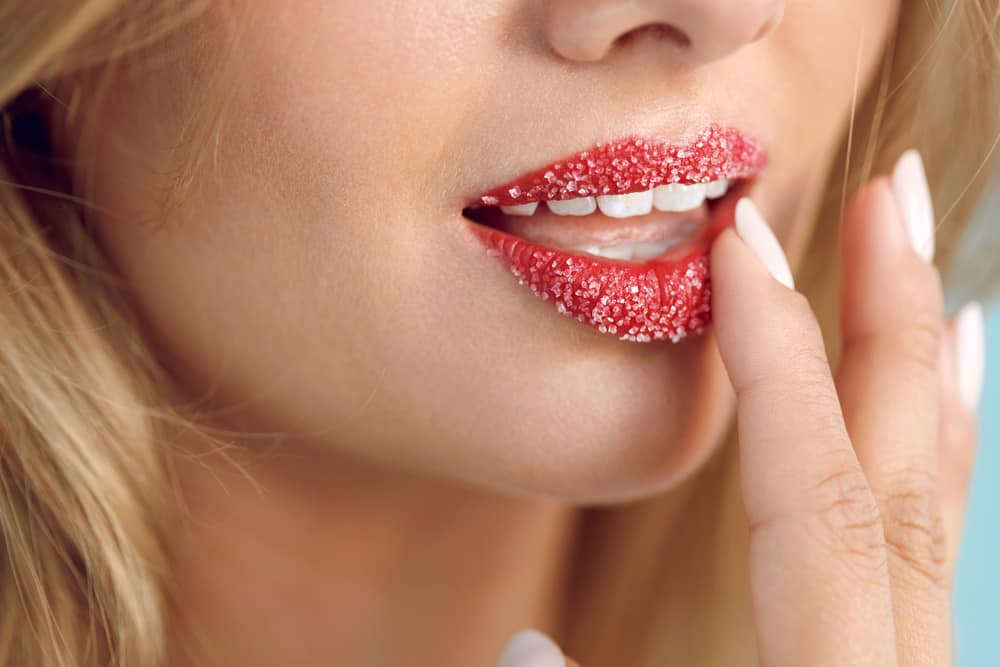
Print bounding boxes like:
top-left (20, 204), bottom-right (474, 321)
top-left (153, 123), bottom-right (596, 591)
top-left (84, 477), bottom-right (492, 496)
top-left (499, 178), bottom-right (729, 218)
top-left (547, 197), bottom-right (596, 216)
top-left (498, 201), bottom-right (539, 216)
top-left (597, 190), bottom-right (652, 218)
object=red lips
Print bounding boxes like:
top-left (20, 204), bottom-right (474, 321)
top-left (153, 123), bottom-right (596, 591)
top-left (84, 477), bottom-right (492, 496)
top-left (467, 124), bottom-right (766, 343)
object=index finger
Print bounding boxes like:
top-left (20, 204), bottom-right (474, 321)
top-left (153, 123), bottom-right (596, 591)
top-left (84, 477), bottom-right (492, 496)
top-left (710, 200), bottom-right (896, 667)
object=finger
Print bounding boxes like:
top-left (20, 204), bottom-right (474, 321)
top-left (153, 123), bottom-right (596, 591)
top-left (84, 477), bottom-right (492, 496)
top-left (564, 659), bottom-right (581, 667)
top-left (497, 629), bottom-right (568, 667)
top-left (711, 199), bottom-right (896, 667)
top-left (937, 303), bottom-right (984, 576)
top-left (835, 161), bottom-right (951, 664)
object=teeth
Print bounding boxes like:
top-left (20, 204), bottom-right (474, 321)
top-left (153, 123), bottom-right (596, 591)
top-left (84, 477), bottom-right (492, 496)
top-left (495, 179), bottom-right (731, 219)
top-left (628, 240), bottom-right (683, 261)
top-left (596, 190), bottom-right (654, 218)
top-left (499, 202), bottom-right (539, 216)
top-left (568, 238), bottom-right (681, 262)
top-left (653, 183), bottom-right (707, 212)
top-left (705, 178), bottom-right (728, 199)
top-left (546, 196), bottom-right (597, 216)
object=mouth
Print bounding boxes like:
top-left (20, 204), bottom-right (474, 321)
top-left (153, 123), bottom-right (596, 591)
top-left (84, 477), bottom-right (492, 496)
top-left (463, 124), bottom-right (767, 343)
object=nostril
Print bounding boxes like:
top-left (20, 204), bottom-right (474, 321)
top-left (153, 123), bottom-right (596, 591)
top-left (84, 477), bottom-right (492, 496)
top-left (614, 23), bottom-right (691, 53)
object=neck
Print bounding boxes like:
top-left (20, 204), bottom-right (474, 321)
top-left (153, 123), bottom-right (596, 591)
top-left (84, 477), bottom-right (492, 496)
top-left (167, 431), bottom-right (578, 667)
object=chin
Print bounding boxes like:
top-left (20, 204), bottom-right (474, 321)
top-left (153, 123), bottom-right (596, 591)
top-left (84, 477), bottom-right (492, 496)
top-left (430, 328), bottom-right (738, 506)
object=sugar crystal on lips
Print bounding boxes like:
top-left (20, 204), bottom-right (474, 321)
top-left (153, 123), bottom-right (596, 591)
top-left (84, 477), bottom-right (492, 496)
top-left (474, 229), bottom-right (713, 343)
top-left (480, 124), bottom-right (766, 206)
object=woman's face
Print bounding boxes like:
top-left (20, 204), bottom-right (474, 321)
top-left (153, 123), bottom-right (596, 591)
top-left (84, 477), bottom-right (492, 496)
top-left (85, 1), bottom-right (897, 502)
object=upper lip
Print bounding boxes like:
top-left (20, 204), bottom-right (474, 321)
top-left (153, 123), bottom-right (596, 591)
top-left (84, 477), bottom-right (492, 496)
top-left (476, 123), bottom-right (767, 207)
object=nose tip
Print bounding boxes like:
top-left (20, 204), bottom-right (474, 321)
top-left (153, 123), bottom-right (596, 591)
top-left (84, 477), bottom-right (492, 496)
top-left (544, 0), bottom-right (785, 66)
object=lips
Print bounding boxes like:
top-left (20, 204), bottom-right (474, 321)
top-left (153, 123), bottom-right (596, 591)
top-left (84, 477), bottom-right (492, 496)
top-left (465, 124), bottom-right (767, 343)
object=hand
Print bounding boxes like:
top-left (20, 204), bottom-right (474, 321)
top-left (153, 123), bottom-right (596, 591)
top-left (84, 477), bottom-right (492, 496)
top-left (496, 149), bottom-right (986, 666)
top-left (708, 148), bottom-right (984, 665)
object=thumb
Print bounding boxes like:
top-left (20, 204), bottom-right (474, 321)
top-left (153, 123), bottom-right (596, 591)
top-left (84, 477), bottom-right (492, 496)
top-left (497, 628), bottom-right (577, 667)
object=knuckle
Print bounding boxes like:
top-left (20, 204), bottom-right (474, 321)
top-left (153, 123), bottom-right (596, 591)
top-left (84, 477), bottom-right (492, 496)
top-left (845, 268), bottom-right (944, 379)
top-left (810, 457), bottom-right (889, 576)
top-left (848, 313), bottom-right (941, 385)
top-left (878, 469), bottom-right (949, 588)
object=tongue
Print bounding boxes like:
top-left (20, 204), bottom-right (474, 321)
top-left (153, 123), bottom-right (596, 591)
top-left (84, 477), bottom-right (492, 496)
top-left (498, 204), bottom-right (709, 249)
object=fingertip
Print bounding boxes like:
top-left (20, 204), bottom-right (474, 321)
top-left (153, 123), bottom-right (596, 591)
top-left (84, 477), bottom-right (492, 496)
top-left (708, 227), bottom-right (746, 326)
top-left (709, 226), bottom-right (757, 355)
top-left (708, 225), bottom-right (741, 279)
top-left (710, 201), bottom-right (799, 364)
top-left (841, 175), bottom-right (906, 268)
top-left (840, 173), bottom-right (944, 345)
top-left (497, 628), bottom-right (565, 667)
top-left (734, 197), bottom-right (795, 290)
top-left (710, 222), bottom-right (828, 401)
top-left (843, 175), bottom-right (894, 226)
top-left (710, 201), bottom-right (793, 305)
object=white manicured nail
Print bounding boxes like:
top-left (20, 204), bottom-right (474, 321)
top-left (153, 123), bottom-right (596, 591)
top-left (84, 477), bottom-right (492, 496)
top-left (891, 149), bottom-right (936, 263)
top-left (734, 198), bottom-right (795, 290)
top-left (497, 629), bottom-right (565, 667)
top-left (955, 301), bottom-right (986, 412)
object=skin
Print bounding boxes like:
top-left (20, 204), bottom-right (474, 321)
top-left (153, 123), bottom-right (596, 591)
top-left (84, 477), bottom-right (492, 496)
top-left (67, 0), bottom-right (978, 664)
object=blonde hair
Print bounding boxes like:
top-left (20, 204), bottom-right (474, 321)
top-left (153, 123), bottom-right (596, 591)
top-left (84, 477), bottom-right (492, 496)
top-left (0, 2), bottom-right (997, 665)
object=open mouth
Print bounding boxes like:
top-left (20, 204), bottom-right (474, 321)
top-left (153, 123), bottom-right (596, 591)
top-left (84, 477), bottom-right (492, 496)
top-left (463, 124), bottom-right (767, 343)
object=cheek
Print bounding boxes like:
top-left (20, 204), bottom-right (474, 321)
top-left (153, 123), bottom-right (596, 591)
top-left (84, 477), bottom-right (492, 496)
top-left (756, 0), bottom-right (898, 251)
top-left (231, 2), bottom-right (502, 217)
top-left (778, 0), bottom-right (897, 102)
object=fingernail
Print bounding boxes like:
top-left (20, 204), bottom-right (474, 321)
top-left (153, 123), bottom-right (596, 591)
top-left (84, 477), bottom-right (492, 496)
top-left (890, 149), bottom-right (935, 263)
top-left (497, 629), bottom-right (565, 667)
top-left (734, 197), bottom-right (795, 290)
top-left (954, 301), bottom-right (986, 413)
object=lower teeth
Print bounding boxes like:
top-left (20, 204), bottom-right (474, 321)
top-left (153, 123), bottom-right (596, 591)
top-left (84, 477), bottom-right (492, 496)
top-left (566, 227), bottom-right (697, 261)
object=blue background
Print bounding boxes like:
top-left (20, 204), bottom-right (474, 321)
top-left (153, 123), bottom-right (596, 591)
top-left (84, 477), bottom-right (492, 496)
top-left (955, 302), bottom-right (999, 665)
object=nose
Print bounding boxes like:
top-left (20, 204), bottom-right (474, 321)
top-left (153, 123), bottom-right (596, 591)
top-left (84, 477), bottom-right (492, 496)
top-left (543, 0), bottom-right (785, 66)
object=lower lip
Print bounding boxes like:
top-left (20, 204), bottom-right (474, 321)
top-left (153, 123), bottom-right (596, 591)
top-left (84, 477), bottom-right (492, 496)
top-left (465, 186), bottom-right (745, 343)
